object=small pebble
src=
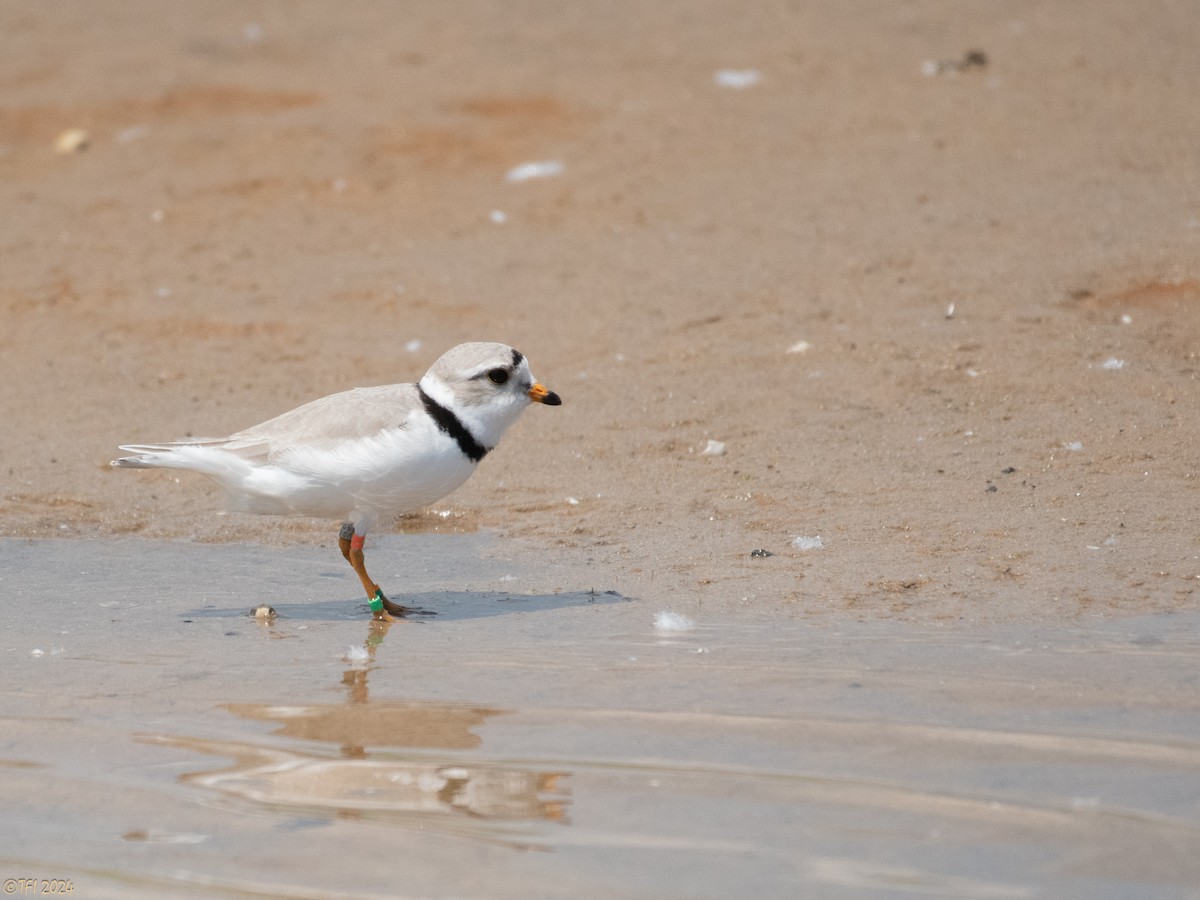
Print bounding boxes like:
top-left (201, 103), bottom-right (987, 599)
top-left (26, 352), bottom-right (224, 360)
top-left (252, 605), bottom-right (276, 620)
top-left (922, 50), bottom-right (989, 76)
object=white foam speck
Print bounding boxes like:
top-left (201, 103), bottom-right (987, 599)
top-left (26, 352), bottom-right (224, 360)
top-left (489, 209), bottom-right (508, 224)
top-left (116, 125), bottom-right (148, 144)
top-left (792, 535), bottom-right (824, 551)
top-left (265, 706), bottom-right (310, 718)
top-left (701, 439), bottom-right (726, 456)
top-left (654, 611), bottom-right (695, 632)
top-left (714, 68), bottom-right (762, 89)
top-left (505, 160), bottom-right (564, 183)
top-left (344, 646), bottom-right (369, 664)
top-left (1064, 441), bottom-right (1083, 452)
top-left (1100, 357), bottom-right (1126, 370)
top-left (165, 832), bottom-right (209, 844)
top-left (128, 829), bottom-right (210, 844)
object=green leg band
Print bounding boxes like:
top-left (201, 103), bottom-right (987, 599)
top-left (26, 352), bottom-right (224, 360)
top-left (368, 591), bottom-right (385, 613)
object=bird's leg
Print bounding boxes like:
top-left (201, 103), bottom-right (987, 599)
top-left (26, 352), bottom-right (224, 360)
top-left (337, 523), bottom-right (418, 619)
top-left (338, 523), bottom-right (389, 619)
top-left (337, 522), bottom-right (356, 564)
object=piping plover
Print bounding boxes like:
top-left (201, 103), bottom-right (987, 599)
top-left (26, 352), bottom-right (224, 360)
top-left (113, 342), bottom-right (561, 619)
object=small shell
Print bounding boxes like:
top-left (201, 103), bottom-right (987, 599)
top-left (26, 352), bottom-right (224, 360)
top-left (252, 605), bottom-right (277, 620)
top-left (54, 128), bottom-right (90, 154)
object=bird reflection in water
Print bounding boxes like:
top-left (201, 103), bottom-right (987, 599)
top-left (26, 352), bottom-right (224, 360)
top-left (149, 617), bottom-right (569, 840)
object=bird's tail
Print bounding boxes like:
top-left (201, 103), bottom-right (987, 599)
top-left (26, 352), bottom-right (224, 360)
top-left (111, 440), bottom-right (241, 476)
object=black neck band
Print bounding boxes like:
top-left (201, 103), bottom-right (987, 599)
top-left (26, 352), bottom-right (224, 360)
top-left (418, 386), bottom-right (490, 463)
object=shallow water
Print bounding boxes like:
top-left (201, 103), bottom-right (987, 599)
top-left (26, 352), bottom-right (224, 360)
top-left (1, 535), bottom-right (1198, 898)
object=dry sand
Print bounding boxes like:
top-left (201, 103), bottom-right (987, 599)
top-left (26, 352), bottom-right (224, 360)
top-left (2, 2), bottom-right (1200, 896)
top-left (3, 0), bottom-right (1199, 623)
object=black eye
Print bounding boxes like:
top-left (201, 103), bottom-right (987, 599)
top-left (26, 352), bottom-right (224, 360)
top-left (487, 368), bottom-right (509, 385)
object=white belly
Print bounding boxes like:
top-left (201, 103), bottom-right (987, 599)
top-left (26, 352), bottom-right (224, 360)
top-left (230, 424), bottom-right (478, 520)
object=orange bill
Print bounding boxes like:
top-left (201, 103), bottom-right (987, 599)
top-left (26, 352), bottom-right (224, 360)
top-left (528, 382), bottom-right (562, 405)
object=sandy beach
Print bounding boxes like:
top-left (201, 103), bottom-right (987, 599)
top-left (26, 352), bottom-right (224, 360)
top-left (2, 2), bottom-right (1200, 896)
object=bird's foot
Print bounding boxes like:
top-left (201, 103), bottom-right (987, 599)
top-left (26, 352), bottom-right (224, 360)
top-left (367, 588), bottom-right (435, 619)
top-left (383, 595), bottom-right (436, 617)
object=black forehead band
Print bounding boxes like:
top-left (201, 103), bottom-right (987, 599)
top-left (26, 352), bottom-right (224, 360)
top-left (511, 349), bottom-right (524, 368)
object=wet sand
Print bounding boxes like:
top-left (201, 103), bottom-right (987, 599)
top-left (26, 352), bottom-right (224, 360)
top-left (3, 2), bottom-right (1200, 896)
top-left (3, 534), bottom-right (1200, 898)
